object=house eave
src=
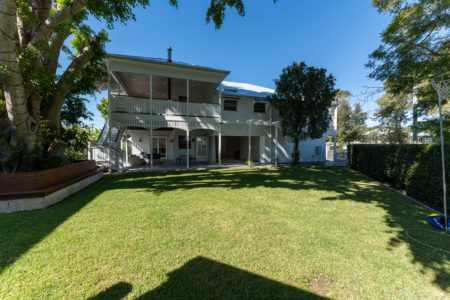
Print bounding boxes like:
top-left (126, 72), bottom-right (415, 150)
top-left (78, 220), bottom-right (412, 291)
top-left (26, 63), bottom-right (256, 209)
top-left (106, 53), bottom-right (230, 80)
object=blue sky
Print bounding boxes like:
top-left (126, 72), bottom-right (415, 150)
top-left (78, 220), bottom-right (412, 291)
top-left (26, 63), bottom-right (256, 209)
top-left (83, 0), bottom-right (391, 128)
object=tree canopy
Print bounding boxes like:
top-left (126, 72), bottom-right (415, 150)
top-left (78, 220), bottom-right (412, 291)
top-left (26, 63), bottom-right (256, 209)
top-left (336, 94), bottom-right (367, 144)
top-left (271, 62), bottom-right (337, 164)
top-left (0, 0), bottom-right (246, 171)
top-left (367, 0), bottom-right (449, 113)
top-left (374, 93), bottom-right (411, 144)
top-left (96, 98), bottom-right (108, 120)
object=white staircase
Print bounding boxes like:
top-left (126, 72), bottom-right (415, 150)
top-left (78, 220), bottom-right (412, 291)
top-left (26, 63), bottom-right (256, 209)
top-left (90, 123), bottom-right (125, 171)
top-left (97, 123), bottom-right (121, 146)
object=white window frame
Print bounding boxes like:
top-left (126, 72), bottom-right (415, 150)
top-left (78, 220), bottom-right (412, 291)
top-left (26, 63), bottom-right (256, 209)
top-left (253, 102), bottom-right (266, 113)
top-left (224, 99), bottom-right (238, 111)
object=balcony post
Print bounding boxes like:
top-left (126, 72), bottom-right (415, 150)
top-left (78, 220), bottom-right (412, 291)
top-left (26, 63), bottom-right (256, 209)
top-left (186, 79), bottom-right (190, 116)
top-left (150, 121), bottom-right (153, 168)
top-left (219, 84), bottom-right (223, 120)
top-left (149, 74), bottom-right (153, 114)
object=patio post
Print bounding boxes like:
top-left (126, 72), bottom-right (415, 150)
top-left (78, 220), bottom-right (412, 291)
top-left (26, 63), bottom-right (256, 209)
top-left (150, 121), bottom-right (153, 168)
top-left (333, 132), bottom-right (337, 164)
top-left (218, 84), bottom-right (222, 166)
top-left (187, 79), bottom-right (190, 116)
top-left (186, 78), bottom-right (190, 169)
top-left (108, 122), bottom-right (112, 173)
top-left (107, 63), bottom-right (112, 174)
top-left (186, 127), bottom-right (190, 169)
top-left (125, 128), bottom-right (128, 166)
top-left (218, 126), bottom-right (222, 165)
top-left (268, 123), bottom-right (272, 163)
top-left (275, 122), bottom-right (278, 162)
top-left (333, 99), bottom-right (338, 164)
top-left (248, 121), bottom-right (252, 162)
top-left (149, 74), bottom-right (154, 168)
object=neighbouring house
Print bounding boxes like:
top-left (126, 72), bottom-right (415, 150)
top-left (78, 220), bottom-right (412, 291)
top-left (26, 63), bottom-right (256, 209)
top-left (90, 50), bottom-right (337, 170)
top-left (416, 132), bottom-right (434, 144)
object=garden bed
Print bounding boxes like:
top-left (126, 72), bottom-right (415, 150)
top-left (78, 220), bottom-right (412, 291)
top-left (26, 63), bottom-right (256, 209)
top-left (0, 161), bottom-right (103, 213)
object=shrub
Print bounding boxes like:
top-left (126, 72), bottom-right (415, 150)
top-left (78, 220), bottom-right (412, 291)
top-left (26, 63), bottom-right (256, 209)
top-left (348, 144), bottom-right (450, 209)
top-left (247, 159), bottom-right (255, 168)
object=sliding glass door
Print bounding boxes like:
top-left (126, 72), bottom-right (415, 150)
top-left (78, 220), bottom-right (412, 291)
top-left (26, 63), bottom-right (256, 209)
top-left (196, 136), bottom-right (208, 162)
top-left (152, 137), bottom-right (167, 159)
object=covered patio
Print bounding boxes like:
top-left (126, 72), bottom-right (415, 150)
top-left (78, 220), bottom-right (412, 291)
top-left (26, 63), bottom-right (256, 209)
top-left (122, 126), bottom-right (219, 168)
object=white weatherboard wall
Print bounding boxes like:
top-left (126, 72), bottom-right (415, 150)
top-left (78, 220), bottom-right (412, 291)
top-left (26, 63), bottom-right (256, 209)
top-left (222, 96), bottom-right (271, 124)
top-left (273, 128), bottom-right (334, 163)
top-left (221, 95), bottom-right (272, 163)
top-left (220, 95), bottom-right (332, 164)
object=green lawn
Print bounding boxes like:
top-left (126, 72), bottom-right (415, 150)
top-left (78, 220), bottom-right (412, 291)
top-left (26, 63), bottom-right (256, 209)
top-left (1, 167), bottom-right (449, 299)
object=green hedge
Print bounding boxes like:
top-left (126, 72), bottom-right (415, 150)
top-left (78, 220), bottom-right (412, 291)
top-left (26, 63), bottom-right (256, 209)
top-left (348, 144), bottom-right (450, 209)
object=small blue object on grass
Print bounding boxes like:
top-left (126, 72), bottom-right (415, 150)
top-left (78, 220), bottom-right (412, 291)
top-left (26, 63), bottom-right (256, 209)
top-left (424, 215), bottom-right (450, 231)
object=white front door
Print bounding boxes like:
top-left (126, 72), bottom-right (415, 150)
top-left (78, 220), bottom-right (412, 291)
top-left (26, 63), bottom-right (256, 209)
top-left (196, 136), bottom-right (208, 162)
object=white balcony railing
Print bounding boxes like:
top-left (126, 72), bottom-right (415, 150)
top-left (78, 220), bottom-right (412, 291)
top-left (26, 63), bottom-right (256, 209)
top-left (110, 96), bottom-right (220, 118)
top-left (90, 145), bottom-right (125, 171)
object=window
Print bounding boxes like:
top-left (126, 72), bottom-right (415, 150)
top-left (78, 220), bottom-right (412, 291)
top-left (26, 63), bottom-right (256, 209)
top-left (178, 136), bottom-right (192, 149)
top-left (224, 100), bottom-right (237, 111)
top-left (254, 102), bottom-right (266, 113)
top-left (315, 145), bottom-right (322, 155)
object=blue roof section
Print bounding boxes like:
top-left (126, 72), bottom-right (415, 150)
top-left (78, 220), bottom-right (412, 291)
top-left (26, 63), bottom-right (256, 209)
top-left (221, 81), bottom-right (275, 99)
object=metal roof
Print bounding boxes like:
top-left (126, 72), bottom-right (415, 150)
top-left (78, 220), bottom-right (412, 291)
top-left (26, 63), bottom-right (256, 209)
top-left (106, 53), bottom-right (230, 75)
top-left (221, 81), bottom-right (274, 99)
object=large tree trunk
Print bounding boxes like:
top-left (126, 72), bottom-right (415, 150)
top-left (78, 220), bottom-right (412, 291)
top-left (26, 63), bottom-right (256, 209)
top-left (1, 0), bottom-right (105, 172)
top-left (0, 0), bottom-right (38, 154)
top-left (292, 138), bottom-right (300, 165)
top-left (44, 41), bottom-right (98, 133)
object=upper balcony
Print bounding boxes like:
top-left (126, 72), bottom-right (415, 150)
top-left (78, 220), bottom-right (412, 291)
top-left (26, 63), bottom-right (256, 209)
top-left (108, 70), bottom-right (221, 119)
top-left (110, 95), bottom-right (220, 118)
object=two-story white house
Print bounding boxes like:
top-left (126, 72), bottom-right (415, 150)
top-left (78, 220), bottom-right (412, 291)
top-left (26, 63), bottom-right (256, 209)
top-left (91, 51), bottom-right (336, 170)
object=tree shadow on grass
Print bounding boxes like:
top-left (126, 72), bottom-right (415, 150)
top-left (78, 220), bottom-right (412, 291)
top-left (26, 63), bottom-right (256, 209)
top-left (0, 177), bottom-right (108, 274)
top-left (319, 169), bottom-right (450, 291)
top-left (89, 256), bottom-right (328, 299)
top-left (110, 167), bottom-right (450, 291)
top-left (115, 167), bottom-right (339, 196)
top-left (87, 281), bottom-right (132, 300)
top-left (0, 167), bottom-right (315, 276)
